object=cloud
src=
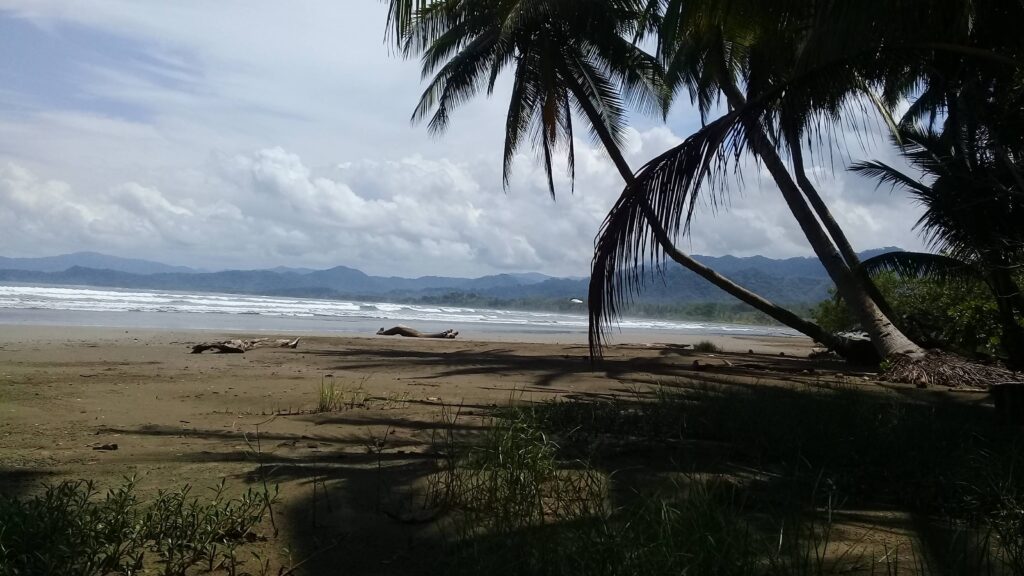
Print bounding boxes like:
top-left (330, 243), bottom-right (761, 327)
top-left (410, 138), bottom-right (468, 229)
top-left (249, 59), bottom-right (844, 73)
top-left (0, 3), bottom-right (930, 277)
top-left (0, 126), bottom-right (929, 276)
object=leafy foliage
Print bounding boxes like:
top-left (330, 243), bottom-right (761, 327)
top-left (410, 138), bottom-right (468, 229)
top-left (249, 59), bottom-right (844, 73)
top-left (589, 0), bottom-right (1024, 359)
top-left (430, 383), bottom-right (1024, 574)
top-left (813, 273), bottom-right (1006, 358)
top-left (0, 478), bottom-right (275, 576)
top-left (860, 251), bottom-right (981, 285)
top-left (401, 0), bottom-right (661, 197)
top-left (851, 125), bottom-right (1024, 267)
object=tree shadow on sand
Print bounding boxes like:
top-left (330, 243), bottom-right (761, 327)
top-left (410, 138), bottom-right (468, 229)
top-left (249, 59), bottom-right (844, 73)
top-left (302, 344), bottom-right (880, 393)
top-left (91, 367), bottom-right (1021, 575)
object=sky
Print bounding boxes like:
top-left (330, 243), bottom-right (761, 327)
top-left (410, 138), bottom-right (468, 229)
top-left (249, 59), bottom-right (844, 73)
top-left (0, 1), bottom-right (929, 277)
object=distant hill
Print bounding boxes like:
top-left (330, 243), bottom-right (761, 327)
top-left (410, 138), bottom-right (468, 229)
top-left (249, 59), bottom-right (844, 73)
top-left (690, 247), bottom-right (902, 279)
top-left (0, 252), bottom-right (196, 275)
top-left (0, 248), bottom-right (904, 309)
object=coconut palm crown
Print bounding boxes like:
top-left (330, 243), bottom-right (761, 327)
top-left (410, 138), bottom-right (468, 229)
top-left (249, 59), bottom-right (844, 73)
top-left (399, 0), bottom-right (662, 197)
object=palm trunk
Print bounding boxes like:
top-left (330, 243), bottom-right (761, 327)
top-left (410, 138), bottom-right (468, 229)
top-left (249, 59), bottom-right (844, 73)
top-left (990, 267), bottom-right (1024, 369)
top-left (565, 75), bottom-right (853, 353)
top-left (723, 82), bottom-right (923, 359)
top-left (787, 134), bottom-right (897, 319)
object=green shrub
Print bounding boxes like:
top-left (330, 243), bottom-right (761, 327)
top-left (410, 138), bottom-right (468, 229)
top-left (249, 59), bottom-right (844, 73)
top-left (0, 477), bottom-right (276, 576)
top-left (812, 272), bottom-right (1005, 358)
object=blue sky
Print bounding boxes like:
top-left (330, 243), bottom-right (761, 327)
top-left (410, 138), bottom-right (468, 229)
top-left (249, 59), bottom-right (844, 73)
top-left (0, 1), bottom-right (926, 276)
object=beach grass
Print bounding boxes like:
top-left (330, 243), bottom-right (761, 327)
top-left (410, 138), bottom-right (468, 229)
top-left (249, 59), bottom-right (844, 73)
top-left (693, 339), bottom-right (723, 352)
top-left (315, 374), bottom-right (369, 413)
top-left (415, 382), bottom-right (1024, 575)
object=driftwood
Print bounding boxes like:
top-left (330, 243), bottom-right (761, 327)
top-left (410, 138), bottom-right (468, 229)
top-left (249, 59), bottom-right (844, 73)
top-left (191, 337), bottom-right (300, 354)
top-left (376, 326), bottom-right (459, 339)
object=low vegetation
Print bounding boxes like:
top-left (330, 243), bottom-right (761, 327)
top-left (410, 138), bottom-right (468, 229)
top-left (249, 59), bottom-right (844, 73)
top-left (0, 478), bottom-right (277, 576)
top-left (315, 375), bottom-right (408, 413)
top-left (692, 339), bottom-right (723, 353)
top-left (415, 382), bottom-right (1024, 575)
top-left (11, 378), bottom-right (1024, 575)
top-left (814, 273), bottom-right (1014, 360)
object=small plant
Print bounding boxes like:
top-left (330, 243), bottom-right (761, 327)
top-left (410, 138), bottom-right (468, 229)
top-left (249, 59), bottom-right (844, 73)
top-left (315, 374), bottom-right (370, 412)
top-left (693, 339), bottom-right (722, 353)
top-left (375, 390), bottom-right (411, 410)
top-left (316, 374), bottom-right (340, 412)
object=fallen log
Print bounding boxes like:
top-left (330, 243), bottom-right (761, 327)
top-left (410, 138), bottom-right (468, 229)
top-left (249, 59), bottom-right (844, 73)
top-left (191, 337), bottom-right (300, 354)
top-left (376, 326), bottom-right (458, 339)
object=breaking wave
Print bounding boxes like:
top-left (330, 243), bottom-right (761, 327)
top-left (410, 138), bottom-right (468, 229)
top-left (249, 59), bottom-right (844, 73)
top-left (0, 284), bottom-right (793, 336)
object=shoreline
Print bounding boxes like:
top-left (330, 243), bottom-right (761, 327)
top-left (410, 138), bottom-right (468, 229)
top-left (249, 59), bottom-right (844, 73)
top-left (0, 284), bottom-right (803, 343)
top-left (0, 319), bottom-right (811, 351)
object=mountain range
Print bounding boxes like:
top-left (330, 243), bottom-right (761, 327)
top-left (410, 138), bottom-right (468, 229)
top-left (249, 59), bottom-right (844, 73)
top-left (0, 252), bottom-right (197, 275)
top-left (0, 249), bottom-right (901, 307)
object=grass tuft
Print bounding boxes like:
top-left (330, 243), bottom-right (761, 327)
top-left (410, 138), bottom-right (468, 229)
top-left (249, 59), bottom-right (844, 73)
top-left (693, 339), bottom-right (722, 353)
top-left (315, 374), bottom-right (369, 413)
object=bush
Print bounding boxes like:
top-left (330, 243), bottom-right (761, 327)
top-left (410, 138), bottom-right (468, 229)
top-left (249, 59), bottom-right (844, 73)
top-left (693, 340), bottom-right (722, 353)
top-left (813, 273), bottom-right (1005, 358)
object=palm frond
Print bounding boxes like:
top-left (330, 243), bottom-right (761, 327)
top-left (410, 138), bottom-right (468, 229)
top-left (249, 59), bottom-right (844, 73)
top-left (406, 0), bottom-right (664, 198)
top-left (860, 251), bottom-right (982, 284)
top-left (411, 28), bottom-right (503, 135)
top-left (386, 0), bottom-right (447, 47)
top-left (589, 110), bottom-right (747, 352)
top-left (849, 160), bottom-right (933, 196)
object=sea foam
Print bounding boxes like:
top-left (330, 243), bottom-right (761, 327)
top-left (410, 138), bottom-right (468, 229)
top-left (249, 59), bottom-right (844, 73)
top-left (0, 284), bottom-right (795, 336)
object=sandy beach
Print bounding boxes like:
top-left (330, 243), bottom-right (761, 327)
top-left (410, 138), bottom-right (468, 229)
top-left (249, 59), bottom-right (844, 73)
top-left (0, 323), bottom-right (820, 477)
top-left (0, 324), bottom-right (917, 574)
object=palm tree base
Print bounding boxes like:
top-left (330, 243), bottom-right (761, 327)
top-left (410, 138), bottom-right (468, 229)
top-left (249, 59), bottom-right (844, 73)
top-left (882, 351), bottom-right (1016, 390)
top-left (830, 337), bottom-right (881, 365)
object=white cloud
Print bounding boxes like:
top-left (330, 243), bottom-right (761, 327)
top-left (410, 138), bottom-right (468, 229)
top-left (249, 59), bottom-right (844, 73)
top-left (0, 126), bottom-right (928, 276)
top-left (0, 2), bottom-right (930, 277)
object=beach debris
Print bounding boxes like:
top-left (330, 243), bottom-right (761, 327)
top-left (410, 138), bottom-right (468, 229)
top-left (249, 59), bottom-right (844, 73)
top-left (191, 337), bottom-right (300, 354)
top-left (883, 351), bottom-right (1012, 390)
top-left (91, 443), bottom-right (118, 451)
top-left (377, 326), bottom-right (458, 339)
top-left (808, 347), bottom-right (837, 359)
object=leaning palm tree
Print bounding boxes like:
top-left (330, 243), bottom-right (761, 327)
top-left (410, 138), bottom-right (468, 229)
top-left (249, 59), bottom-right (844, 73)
top-left (592, 0), bottom-right (1023, 385)
top-left (852, 123), bottom-right (1024, 366)
top-left (590, 0), bottom-right (926, 365)
top-left (392, 0), bottom-right (860, 355)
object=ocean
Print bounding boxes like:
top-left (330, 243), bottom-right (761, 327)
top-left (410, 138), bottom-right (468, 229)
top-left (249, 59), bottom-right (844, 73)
top-left (0, 284), bottom-right (799, 340)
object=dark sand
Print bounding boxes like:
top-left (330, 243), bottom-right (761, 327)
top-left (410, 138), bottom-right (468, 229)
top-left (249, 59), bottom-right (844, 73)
top-left (0, 324), bottom-right (934, 574)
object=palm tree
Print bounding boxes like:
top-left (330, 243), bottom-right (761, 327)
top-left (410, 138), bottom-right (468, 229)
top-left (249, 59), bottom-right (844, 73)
top-left (391, 0), bottom-right (862, 356)
top-left (590, 0), bottom-right (926, 363)
top-left (590, 0), bottom-right (1024, 385)
top-left (852, 123), bottom-right (1024, 366)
